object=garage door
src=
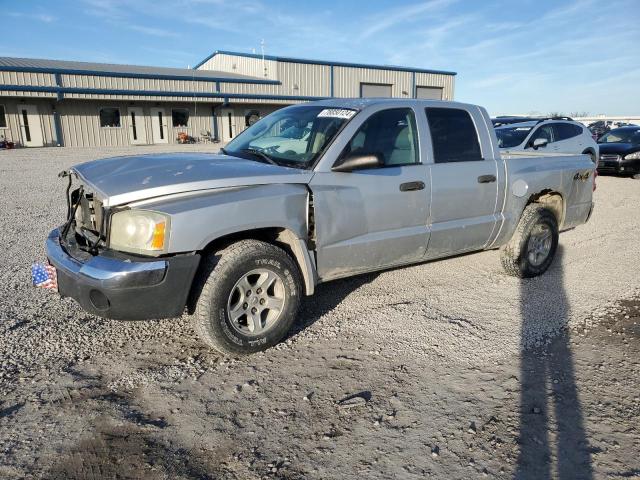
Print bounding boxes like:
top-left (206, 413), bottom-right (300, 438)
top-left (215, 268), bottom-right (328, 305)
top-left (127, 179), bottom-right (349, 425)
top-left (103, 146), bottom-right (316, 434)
top-left (416, 86), bottom-right (443, 100)
top-left (360, 83), bottom-right (392, 98)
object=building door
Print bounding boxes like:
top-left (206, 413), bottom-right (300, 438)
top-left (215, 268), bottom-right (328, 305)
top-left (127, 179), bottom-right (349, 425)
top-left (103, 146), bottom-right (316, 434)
top-left (416, 86), bottom-right (443, 100)
top-left (150, 107), bottom-right (169, 144)
top-left (18, 104), bottom-right (44, 147)
top-left (127, 107), bottom-right (147, 145)
top-left (220, 108), bottom-right (236, 142)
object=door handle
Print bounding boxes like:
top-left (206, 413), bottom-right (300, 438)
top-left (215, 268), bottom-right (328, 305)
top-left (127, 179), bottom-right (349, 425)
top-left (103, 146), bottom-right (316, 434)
top-left (477, 175), bottom-right (496, 183)
top-left (399, 181), bottom-right (425, 192)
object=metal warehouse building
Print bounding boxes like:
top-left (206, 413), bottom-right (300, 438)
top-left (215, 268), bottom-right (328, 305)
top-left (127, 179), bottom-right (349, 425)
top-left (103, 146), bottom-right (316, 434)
top-left (0, 51), bottom-right (456, 148)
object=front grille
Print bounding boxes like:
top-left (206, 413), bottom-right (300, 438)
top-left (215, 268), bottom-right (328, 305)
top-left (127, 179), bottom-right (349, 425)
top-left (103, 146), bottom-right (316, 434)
top-left (600, 154), bottom-right (620, 162)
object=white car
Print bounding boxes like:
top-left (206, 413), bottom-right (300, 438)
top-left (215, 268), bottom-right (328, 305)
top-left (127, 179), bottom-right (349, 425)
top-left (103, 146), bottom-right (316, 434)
top-left (249, 123), bottom-right (312, 155)
top-left (494, 118), bottom-right (598, 162)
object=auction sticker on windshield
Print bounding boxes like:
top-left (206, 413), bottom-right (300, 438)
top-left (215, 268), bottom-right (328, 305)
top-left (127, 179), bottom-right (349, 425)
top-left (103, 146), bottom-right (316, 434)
top-left (317, 109), bottom-right (357, 119)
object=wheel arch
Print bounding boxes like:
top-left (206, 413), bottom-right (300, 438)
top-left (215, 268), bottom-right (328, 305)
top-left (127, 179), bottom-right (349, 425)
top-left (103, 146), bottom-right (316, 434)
top-left (581, 147), bottom-right (597, 163)
top-left (198, 227), bottom-right (317, 296)
top-left (525, 189), bottom-right (565, 228)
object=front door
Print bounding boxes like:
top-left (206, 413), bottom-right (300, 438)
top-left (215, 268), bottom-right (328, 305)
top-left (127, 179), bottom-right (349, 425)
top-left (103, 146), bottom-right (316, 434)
top-left (220, 108), bottom-right (236, 143)
top-left (127, 107), bottom-right (147, 145)
top-left (18, 104), bottom-right (44, 147)
top-left (311, 107), bottom-right (431, 281)
top-left (150, 107), bottom-right (169, 144)
top-left (424, 106), bottom-right (500, 257)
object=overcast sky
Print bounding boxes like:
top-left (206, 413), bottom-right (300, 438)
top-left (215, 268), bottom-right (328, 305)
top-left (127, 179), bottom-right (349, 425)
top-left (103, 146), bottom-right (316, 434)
top-left (4, 0), bottom-right (639, 116)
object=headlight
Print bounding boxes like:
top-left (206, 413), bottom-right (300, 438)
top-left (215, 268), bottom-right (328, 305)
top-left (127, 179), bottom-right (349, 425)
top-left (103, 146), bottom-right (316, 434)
top-left (109, 210), bottom-right (170, 255)
top-left (624, 151), bottom-right (640, 160)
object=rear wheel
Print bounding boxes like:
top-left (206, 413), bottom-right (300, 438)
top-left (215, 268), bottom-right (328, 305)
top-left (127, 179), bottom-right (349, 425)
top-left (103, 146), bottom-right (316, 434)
top-left (500, 204), bottom-right (559, 278)
top-left (193, 240), bottom-right (302, 355)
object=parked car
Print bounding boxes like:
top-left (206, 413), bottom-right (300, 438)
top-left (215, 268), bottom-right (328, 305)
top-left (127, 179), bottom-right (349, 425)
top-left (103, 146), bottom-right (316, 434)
top-left (249, 121), bottom-right (312, 155)
top-left (494, 118), bottom-right (598, 162)
top-left (596, 126), bottom-right (640, 177)
top-left (44, 99), bottom-right (595, 355)
top-left (587, 120), bottom-right (612, 140)
top-left (491, 116), bottom-right (535, 127)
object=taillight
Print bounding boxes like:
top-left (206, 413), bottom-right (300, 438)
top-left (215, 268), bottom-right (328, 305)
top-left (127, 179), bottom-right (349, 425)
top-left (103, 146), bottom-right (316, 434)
top-left (593, 169), bottom-right (597, 191)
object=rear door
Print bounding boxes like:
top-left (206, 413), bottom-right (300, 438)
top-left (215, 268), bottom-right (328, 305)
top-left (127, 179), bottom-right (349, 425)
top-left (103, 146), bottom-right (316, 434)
top-left (311, 107), bottom-right (431, 280)
top-left (424, 106), bottom-right (500, 257)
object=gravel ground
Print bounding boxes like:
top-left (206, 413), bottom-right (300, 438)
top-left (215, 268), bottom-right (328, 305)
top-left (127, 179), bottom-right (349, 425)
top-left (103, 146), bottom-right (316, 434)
top-left (0, 146), bottom-right (639, 479)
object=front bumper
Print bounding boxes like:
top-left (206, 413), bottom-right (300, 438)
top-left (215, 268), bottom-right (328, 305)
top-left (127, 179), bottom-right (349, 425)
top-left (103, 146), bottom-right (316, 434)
top-left (46, 228), bottom-right (200, 320)
top-left (597, 155), bottom-right (640, 175)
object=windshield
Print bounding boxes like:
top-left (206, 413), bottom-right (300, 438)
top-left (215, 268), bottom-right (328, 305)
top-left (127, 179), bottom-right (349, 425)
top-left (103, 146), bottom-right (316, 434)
top-left (598, 128), bottom-right (640, 144)
top-left (223, 105), bottom-right (357, 168)
top-left (494, 125), bottom-right (533, 148)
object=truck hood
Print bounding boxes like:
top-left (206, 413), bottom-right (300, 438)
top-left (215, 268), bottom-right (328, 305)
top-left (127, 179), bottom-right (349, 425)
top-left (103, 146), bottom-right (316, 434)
top-left (72, 153), bottom-right (314, 207)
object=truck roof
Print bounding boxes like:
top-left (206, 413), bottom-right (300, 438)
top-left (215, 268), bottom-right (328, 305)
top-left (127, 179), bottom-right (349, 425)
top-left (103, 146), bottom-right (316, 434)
top-left (301, 97), bottom-right (481, 111)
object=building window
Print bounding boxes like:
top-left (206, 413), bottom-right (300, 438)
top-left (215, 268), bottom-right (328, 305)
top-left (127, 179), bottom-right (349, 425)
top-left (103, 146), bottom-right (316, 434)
top-left (245, 109), bottom-right (261, 127)
top-left (99, 108), bottom-right (121, 128)
top-left (360, 83), bottom-right (392, 98)
top-left (172, 109), bottom-right (189, 127)
top-left (0, 105), bottom-right (6, 128)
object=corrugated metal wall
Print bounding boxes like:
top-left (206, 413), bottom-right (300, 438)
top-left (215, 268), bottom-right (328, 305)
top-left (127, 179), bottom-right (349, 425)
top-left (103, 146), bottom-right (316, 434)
top-left (61, 74), bottom-right (220, 101)
top-left (56, 101), bottom-right (217, 147)
top-left (199, 53), bottom-right (279, 80)
top-left (333, 66), bottom-right (412, 98)
top-left (214, 55), bottom-right (331, 99)
top-left (202, 53), bottom-right (455, 100)
top-left (415, 72), bottom-right (454, 100)
top-left (0, 70), bottom-right (57, 98)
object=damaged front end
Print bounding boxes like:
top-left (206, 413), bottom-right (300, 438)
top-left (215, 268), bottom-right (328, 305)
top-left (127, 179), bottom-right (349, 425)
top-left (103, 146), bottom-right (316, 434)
top-left (58, 169), bottom-right (108, 256)
top-left (42, 171), bottom-right (200, 320)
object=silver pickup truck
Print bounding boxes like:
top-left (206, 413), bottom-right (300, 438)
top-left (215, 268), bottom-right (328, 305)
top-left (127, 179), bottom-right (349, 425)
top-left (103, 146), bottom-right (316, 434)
top-left (45, 99), bottom-right (595, 354)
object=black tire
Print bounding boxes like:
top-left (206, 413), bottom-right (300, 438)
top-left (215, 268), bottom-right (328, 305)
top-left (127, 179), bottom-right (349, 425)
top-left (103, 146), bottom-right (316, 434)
top-left (500, 204), bottom-right (559, 278)
top-left (193, 240), bottom-right (302, 355)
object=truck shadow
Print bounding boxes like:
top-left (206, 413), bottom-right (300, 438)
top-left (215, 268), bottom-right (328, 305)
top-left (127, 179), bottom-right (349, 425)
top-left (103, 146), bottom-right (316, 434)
top-left (516, 245), bottom-right (593, 479)
top-left (290, 273), bottom-right (379, 337)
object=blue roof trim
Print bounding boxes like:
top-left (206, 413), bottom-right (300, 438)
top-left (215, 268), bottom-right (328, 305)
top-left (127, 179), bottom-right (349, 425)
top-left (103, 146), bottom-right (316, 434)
top-left (0, 84), bottom-right (327, 102)
top-left (0, 65), bottom-right (280, 85)
top-left (194, 50), bottom-right (457, 76)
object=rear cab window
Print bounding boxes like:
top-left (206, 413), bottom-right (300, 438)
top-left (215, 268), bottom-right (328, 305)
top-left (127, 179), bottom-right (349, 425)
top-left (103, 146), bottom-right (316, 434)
top-left (425, 107), bottom-right (482, 163)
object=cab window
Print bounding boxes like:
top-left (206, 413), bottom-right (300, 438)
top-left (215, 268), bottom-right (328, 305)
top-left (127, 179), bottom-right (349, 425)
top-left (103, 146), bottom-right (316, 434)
top-left (341, 108), bottom-right (419, 166)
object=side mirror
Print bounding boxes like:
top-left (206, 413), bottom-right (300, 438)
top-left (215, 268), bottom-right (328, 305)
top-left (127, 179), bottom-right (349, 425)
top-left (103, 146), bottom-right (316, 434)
top-left (532, 138), bottom-right (549, 149)
top-left (331, 153), bottom-right (383, 172)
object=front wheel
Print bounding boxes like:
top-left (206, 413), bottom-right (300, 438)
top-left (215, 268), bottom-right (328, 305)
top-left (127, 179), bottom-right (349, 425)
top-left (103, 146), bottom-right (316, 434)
top-left (193, 240), bottom-right (302, 355)
top-left (500, 204), bottom-right (559, 278)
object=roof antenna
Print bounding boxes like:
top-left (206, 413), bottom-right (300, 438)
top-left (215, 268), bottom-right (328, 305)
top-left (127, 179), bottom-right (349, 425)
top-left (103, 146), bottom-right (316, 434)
top-left (261, 39), bottom-right (267, 77)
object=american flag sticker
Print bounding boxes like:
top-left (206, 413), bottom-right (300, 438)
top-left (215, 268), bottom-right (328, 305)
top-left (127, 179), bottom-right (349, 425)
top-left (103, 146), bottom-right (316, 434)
top-left (31, 263), bottom-right (58, 291)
